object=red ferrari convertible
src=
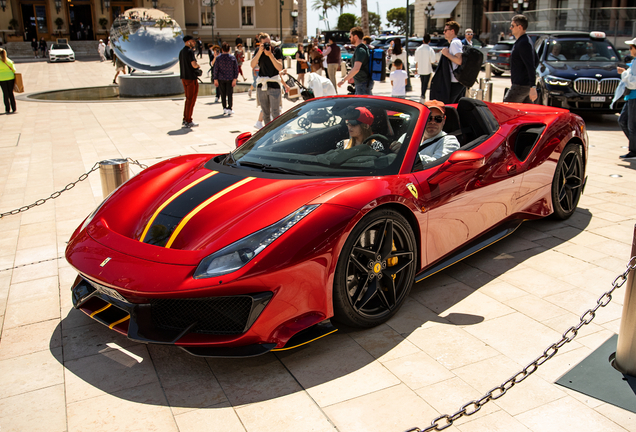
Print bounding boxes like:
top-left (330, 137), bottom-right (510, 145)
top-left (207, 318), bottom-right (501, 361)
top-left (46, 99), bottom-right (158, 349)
top-left (66, 96), bottom-right (587, 357)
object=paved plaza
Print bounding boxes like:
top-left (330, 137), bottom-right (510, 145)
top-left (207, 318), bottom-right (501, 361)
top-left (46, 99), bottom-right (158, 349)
top-left (0, 57), bottom-right (635, 432)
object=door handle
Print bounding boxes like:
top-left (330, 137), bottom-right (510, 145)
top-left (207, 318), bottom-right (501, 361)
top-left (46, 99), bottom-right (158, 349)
top-left (507, 164), bottom-right (517, 174)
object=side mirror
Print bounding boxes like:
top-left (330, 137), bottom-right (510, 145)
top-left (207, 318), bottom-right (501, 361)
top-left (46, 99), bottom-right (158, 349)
top-left (235, 132), bottom-right (252, 148)
top-left (446, 150), bottom-right (486, 171)
top-left (428, 151), bottom-right (485, 185)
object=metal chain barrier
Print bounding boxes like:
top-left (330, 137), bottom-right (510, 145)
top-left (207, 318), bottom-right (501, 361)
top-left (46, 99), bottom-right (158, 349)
top-left (0, 158), bottom-right (148, 219)
top-left (405, 256), bottom-right (636, 432)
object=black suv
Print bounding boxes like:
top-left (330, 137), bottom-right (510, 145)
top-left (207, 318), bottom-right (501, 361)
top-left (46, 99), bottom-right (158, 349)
top-left (530, 31), bottom-right (623, 112)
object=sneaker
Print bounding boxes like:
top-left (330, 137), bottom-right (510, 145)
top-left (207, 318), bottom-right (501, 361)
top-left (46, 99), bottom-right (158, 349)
top-left (619, 152), bottom-right (636, 160)
top-left (186, 122), bottom-right (199, 128)
top-left (222, 108), bottom-right (228, 115)
top-left (182, 121), bottom-right (188, 127)
top-left (215, 97), bottom-right (220, 103)
top-left (254, 120), bottom-right (263, 129)
top-left (227, 109), bottom-right (234, 116)
top-left (248, 88), bottom-right (252, 98)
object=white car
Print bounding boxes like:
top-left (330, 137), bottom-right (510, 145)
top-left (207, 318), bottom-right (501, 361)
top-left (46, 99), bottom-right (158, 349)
top-left (48, 43), bottom-right (75, 62)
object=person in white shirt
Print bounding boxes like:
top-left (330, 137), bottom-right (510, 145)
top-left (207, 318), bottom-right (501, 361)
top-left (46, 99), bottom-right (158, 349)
top-left (431, 21), bottom-right (465, 104)
top-left (390, 58), bottom-right (408, 98)
top-left (418, 100), bottom-right (460, 164)
top-left (414, 34), bottom-right (436, 102)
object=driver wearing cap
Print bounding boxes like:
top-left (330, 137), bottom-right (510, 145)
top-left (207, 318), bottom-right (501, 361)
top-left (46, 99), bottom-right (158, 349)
top-left (336, 107), bottom-right (385, 151)
top-left (418, 100), bottom-right (460, 164)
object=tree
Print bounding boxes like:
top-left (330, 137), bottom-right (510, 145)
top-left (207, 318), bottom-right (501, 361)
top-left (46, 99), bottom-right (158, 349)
top-left (299, 0), bottom-right (306, 42)
top-left (386, 7), bottom-right (407, 34)
top-left (312, 0), bottom-right (338, 30)
top-left (338, 13), bottom-right (358, 31)
top-left (335, 0), bottom-right (356, 15)
top-left (356, 12), bottom-right (381, 35)
top-left (360, 0), bottom-right (369, 35)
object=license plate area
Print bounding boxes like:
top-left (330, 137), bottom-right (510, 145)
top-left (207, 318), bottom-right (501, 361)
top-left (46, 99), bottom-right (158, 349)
top-left (590, 96), bottom-right (606, 102)
top-left (86, 279), bottom-right (129, 303)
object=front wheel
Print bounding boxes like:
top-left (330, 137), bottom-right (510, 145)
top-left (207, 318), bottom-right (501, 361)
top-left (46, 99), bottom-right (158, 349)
top-left (332, 209), bottom-right (417, 327)
top-left (550, 143), bottom-right (583, 220)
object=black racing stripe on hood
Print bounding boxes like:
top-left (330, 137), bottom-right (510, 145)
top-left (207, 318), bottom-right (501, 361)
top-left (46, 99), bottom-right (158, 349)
top-left (143, 173), bottom-right (242, 247)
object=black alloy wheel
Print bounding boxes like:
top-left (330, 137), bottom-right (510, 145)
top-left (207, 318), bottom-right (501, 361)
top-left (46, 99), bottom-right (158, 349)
top-left (551, 143), bottom-right (583, 220)
top-left (333, 209), bottom-right (417, 327)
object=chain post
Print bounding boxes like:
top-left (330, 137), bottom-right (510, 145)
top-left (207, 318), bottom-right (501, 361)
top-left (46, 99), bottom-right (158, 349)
top-left (0, 158), bottom-right (148, 219)
top-left (405, 255), bottom-right (636, 432)
top-left (615, 227), bottom-right (636, 376)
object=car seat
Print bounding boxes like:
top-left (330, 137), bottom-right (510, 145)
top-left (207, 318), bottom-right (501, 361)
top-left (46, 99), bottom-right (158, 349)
top-left (456, 98), bottom-right (499, 148)
top-left (442, 106), bottom-right (464, 146)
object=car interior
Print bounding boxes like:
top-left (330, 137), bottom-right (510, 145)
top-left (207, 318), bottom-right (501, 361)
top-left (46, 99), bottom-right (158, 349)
top-left (412, 98), bottom-right (500, 172)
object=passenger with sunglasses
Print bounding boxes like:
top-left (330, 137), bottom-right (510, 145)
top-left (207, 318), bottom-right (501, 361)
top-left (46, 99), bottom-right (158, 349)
top-left (336, 107), bottom-right (385, 151)
top-left (418, 100), bottom-right (460, 164)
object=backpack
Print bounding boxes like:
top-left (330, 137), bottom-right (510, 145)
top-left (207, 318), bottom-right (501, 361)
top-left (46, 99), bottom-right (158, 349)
top-left (452, 45), bottom-right (484, 88)
top-left (370, 48), bottom-right (385, 81)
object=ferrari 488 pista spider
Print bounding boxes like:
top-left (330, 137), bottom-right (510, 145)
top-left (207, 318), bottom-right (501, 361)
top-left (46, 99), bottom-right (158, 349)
top-left (66, 96), bottom-right (587, 357)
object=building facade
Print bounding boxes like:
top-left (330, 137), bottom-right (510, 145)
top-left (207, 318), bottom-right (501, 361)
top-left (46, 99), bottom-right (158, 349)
top-left (0, 0), bottom-right (301, 43)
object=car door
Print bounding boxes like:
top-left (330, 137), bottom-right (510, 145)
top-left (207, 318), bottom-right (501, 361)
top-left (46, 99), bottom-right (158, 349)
top-left (407, 134), bottom-right (522, 267)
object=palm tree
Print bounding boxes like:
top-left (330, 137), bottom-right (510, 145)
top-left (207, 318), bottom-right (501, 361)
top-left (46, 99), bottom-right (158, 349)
top-left (298, 0), bottom-right (306, 42)
top-left (360, 0), bottom-right (369, 35)
top-left (336, 0), bottom-right (356, 15)
top-left (312, 0), bottom-right (337, 30)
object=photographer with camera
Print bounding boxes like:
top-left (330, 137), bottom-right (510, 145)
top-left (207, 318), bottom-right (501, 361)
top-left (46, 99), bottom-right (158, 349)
top-left (179, 35), bottom-right (202, 128)
top-left (250, 33), bottom-right (284, 124)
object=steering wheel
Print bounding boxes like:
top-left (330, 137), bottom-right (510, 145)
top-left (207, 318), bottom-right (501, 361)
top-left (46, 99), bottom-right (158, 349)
top-left (363, 134), bottom-right (390, 149)
top-left (298, 117), bottom-right (312, 131)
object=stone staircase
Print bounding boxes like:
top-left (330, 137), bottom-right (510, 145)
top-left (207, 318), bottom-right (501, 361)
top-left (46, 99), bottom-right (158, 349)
top-left (4, 41), bottom-right (101, 58)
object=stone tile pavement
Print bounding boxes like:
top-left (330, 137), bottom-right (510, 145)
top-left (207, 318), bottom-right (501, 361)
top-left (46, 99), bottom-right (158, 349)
top-left (0, 58), bottom-right (635, 432)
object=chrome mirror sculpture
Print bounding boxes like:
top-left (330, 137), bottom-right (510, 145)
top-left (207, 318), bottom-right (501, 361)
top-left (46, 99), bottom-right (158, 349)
top-left (110, 8), bottom-right (183, 72)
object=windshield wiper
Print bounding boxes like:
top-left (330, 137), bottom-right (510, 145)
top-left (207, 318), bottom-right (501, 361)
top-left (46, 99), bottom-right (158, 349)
top-left (237, 161), bottom-right (313, 176)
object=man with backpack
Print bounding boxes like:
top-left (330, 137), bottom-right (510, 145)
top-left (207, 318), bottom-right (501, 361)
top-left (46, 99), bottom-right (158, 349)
top-left (430, 21), bottom-right (465, 104)
top-left (337, 27), bottom-right (373, 95)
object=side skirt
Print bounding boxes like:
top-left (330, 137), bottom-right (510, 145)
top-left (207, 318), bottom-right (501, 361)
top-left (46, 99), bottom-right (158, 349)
top-left (414, 220), bottom-right (524, 283)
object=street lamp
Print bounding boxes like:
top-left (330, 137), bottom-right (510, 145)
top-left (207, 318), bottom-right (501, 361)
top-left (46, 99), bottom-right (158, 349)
top-left (291, 10), bottom-right (298, 36)
top-left (279, 0), bottom-right (284, 43)
top-left (104, 0), bottom-right (110, 11)
top-left (151, 0), bottom-right (158, 8)
top-left (0, 0), bottom-right (6, 12)
top-left (55, 0), bottom-right (62, 13)
top-left (425, 2), bottom-right (435, 33)
top-left (512, 1), bottom-right (529, 13)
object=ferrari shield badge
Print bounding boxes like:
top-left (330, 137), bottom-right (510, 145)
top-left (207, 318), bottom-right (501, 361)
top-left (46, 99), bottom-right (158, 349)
top-left (406, 183), bottom-right (418, 199)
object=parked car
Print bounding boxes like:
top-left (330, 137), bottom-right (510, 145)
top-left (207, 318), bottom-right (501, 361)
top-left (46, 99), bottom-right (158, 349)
top-left (48, 43), bottom-right (75, 62)
top-left (429, 36), bottom-right (450, 65)
top-left (66, 95), bottom-right (587, 358)
top-left (281, 43), bottom-right (298, 59)
top-left (531, 31), bottom-right (623, 112)
top-left (487, 40), bottom-right (515, 75)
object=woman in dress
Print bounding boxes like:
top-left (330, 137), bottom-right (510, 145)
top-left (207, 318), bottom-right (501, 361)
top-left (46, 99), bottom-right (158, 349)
top-left (392, 39), bottom-right (407, 72)
top-left (234, 44), bottom-right (247, 81)
top-left (295, 44), bottom-right (308, 85)
top-left (0, 48), bottom-right (17, 114)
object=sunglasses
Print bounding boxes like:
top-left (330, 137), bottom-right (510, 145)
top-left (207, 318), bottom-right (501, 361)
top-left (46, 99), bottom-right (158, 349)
top-left (428, 115), bottom-right (445, 124)
top-left (466, 33), bottom-right (473, 35)
top-left (346, 120), bottom-right (362, 126)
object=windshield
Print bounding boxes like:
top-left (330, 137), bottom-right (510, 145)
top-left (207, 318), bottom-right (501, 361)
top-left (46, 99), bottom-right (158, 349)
top-left (52, 44), bottom-right (70, 50)
top-left (545, 39), bottom-right (619, 62)
top-left (222, 97), bottom-right (420, 177)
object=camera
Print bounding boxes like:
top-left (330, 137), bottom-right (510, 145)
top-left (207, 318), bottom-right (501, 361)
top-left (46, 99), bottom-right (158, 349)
top-left (263, 42), bottom-right (271, 51)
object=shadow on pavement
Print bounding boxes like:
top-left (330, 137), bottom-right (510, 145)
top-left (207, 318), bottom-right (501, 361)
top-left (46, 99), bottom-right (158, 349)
top-left (51, 209), bottom-right (592, 409)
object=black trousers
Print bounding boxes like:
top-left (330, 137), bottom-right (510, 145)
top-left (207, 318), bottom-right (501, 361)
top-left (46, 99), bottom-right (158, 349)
top-left (0, 79), bottom-right (16, 112)
top-left (218, 80), bottom-right (233, 109)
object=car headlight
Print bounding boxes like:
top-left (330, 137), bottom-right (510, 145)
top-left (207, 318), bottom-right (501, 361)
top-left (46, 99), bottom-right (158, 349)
top-left (544, 75), bottom-right (570, 86)
top-left (194, 205), bottom-right (319, 279)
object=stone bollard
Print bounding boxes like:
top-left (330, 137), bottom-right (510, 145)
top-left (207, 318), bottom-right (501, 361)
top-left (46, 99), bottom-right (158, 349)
top-left (99, 159), bottom-right (129, 198)
top-left (615, 225), bottom-right (636, 376)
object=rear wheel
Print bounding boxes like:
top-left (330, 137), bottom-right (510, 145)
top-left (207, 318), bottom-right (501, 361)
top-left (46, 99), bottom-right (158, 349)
top-left (551, 143), bottom-right (583, 220)
top-left (332, 209), bottom-right (417, 328)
